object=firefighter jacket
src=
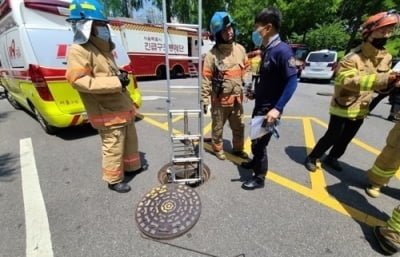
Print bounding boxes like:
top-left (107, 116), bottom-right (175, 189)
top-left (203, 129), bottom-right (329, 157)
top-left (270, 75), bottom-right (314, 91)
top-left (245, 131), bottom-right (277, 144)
top-left (202, 42), bottom-right (251, 107)
top-left (330, 42), bottom-right (392, 119)
top-left (66, 36), bottom-right (136, 129)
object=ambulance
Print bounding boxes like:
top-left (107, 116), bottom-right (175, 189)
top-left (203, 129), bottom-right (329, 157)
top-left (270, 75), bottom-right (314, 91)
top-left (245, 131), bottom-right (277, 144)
top-left (0, 0), bottom-right (141, 134)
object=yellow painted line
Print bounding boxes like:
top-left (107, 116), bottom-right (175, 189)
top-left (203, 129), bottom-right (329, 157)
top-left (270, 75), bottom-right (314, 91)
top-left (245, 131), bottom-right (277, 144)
top-left (140, 114), bottom-right (390, 226)
top-left (203, 121), bottom-right (212, 135)
top-left (267, 171), bottom-right (385, 226)
top-left (302, 117), bottom-right (329, 195)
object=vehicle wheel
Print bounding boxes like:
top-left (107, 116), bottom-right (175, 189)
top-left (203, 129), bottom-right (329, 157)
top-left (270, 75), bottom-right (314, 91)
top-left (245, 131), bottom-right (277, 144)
top-left (156, 66), bottom-right (166, 79)
top-left (5, 90), bottom-right (21, 109)
top-left (299, 78), bottom-right (306, 83)
top-left (172, 66), bottom-right (184, 78)
top-left (33, 107), bottom-right (58, 135)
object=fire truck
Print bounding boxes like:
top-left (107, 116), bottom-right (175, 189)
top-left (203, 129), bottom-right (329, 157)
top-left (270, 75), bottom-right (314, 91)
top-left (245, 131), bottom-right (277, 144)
top-left (109, 18), bottom-right (214, 79)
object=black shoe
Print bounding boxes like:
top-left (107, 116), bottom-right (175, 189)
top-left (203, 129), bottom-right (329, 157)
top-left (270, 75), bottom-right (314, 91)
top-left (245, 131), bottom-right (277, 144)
top-left (108, 182), bottom-right (131, 193)
top-left (124, 166), bottom-right (145, 177)
top-left (373, 226), bottom-right (400, 255)
top-left (304, 156), bottom-right (317, 172)
top-left (323, 156), bottom-right (342, 171)
top-left (387, 115), bottom-right (398, 122)
top-left (241, 177), bottom-right (265, 190)
top-left (240, 160), bottom-right (255, 169)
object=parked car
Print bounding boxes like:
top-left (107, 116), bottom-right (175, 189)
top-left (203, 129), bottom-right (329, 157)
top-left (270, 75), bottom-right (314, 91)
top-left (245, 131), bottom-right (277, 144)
top-left (289, 43), bottom-right (309, 77)
top-left (392, 61), bottom-right (400, 71)
top-left (300, 49), bottom-right (338, 83)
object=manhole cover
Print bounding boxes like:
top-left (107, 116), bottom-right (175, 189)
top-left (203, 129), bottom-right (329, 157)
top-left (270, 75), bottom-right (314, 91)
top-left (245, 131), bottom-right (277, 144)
top-left (135, 183), bottom-right (201, 239)
top-left (158, 162), bottom-right (210, 186)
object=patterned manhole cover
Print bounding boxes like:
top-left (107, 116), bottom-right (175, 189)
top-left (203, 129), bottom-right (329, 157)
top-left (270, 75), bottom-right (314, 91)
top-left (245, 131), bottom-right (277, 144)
top-left (135, 183), bottom-right (201, 239)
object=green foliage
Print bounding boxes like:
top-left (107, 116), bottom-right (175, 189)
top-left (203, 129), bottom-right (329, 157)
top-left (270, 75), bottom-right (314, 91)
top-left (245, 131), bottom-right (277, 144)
top-left (98, 0), bottom-right (400, 55)
top-left (290, 21), bottom-right (350, 51)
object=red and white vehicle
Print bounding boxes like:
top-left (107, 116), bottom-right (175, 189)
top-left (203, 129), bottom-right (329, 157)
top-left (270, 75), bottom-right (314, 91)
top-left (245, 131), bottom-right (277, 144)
top-left (109, 18), bottom-right (214, 79)
top-left (0, 0), bottom-right (140, 134)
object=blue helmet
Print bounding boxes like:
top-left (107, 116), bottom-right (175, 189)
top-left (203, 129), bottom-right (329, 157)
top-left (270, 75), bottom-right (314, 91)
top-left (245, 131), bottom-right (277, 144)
top-left (210, 11), bottom-right (235, 36)
top-left (67, 0), bottom-right (108, 22)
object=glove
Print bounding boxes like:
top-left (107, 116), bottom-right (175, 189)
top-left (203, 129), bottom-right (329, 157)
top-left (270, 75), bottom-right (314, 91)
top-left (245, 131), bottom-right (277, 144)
top-left (203, 104), bottom-right (208, 115)
top-left (118, 70), bottom-right (130, 88)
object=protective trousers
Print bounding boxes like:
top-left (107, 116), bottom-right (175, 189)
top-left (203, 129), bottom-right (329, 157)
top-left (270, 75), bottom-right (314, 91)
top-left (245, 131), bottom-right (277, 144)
top-left (367, 121), bottom-right (400, 187)
top-left (378, 205), bottom-right (400, 252)
top-left (211, 104), bottom-right (244, 152)
top-left (99, 120), bottom-right (141, 184)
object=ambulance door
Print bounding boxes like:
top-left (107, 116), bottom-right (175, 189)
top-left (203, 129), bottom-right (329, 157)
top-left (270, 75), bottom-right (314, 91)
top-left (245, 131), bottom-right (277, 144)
top-left (3, 28), bottom-right (25, 96)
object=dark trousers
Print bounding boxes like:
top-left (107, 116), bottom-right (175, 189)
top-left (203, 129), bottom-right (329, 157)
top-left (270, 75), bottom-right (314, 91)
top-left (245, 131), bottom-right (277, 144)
top-left (250, 106), bottom-right (274, 179)
top-left (251, 133), bottom-right (273, 179)
top-left (309, 115), bottom-right (364, 159)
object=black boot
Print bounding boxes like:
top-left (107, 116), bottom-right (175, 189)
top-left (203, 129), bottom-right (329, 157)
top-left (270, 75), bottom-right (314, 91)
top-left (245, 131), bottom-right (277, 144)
top-left (304, 156), bottom-right (317, 172)
top-left (108, 182), bottom-right (131, 193)
top-left (323, 156), bottom-right (342, 171)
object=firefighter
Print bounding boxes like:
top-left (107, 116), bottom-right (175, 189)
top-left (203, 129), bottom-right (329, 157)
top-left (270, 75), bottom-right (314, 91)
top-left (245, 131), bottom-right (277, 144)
top-left (304, 10), bottom-right (400, 172)
top-left (366, 119), bottom-right (400, 197)
top-left (374, 205), bottom-right (400, 255)
top-left (66, 0), bottom-right (142, 193)
top-left (201, 12), bottom-right (251, 160)
top-left (240, 7), bottom-right (298, 190)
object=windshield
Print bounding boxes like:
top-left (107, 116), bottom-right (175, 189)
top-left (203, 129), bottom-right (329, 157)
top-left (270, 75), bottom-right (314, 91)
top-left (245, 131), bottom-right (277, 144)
top-left (307, 53), bottom-right (336, 62)
top-left (27, 28), bottom-right (130, 68)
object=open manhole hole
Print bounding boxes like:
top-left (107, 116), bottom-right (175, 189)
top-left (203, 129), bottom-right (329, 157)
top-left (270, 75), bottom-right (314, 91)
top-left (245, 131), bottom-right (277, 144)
top-left (157, 162), bottom-right (210, 187)
top-left (135, 183), bottom-right (201, 239)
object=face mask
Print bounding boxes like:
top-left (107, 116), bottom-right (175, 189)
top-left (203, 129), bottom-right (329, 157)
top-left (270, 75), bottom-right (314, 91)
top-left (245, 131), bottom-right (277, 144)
top-left (371, 37), bottom-right (388, 49)
top-left (96, 26), bottom-right (110, 41)
top-left (252, 30), bottom-right (263, 47)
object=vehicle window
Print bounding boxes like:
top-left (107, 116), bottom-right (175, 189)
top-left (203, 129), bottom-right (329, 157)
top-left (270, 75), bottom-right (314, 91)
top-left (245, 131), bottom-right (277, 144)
top-left (295, 49), bottom-right (308, 60)
top-left (26, 28), bottom-right (130, 68)
top-left (308, 53), bottom-right (336, 62)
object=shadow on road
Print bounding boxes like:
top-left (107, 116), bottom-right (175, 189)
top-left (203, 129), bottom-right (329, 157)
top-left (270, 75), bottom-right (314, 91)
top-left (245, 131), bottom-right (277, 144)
top-left (0, 153), bottom-right (18, 182)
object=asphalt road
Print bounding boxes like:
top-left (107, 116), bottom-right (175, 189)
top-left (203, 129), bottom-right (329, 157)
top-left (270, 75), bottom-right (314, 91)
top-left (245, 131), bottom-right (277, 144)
top-left (0, 78), bottom-right (399, 257)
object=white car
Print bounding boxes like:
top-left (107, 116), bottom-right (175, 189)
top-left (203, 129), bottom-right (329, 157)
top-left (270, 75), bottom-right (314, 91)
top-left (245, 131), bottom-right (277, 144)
top-left (392, 61), bottom-right (400, 72)
top-left (300, 49), bottom-right (338, 83)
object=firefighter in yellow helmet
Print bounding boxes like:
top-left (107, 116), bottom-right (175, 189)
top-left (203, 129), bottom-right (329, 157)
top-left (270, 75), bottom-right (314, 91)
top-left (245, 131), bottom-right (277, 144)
top-left (201, 11), bottom-right (252, 160)
top-left (374, 205), bottom-right (400, 255)
top-left (304, 10), bottom-right (400, 172)
top-left (66, 0), bottom-right (143, 193)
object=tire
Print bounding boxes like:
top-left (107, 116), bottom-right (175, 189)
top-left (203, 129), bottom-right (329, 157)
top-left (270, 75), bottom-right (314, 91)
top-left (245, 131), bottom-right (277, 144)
top-left (5, 90), bottom-right (21, 109)
top-left (156, 66), bottom-right (166, 79)
top-left (33, 107), bottom-right (58, 135)
top-left (172, 65), bottom-right (184, 78)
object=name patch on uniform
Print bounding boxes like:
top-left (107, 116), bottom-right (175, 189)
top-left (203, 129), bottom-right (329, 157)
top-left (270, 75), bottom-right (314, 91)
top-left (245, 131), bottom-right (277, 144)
top-left (288, 57), bottom-right (296, 67)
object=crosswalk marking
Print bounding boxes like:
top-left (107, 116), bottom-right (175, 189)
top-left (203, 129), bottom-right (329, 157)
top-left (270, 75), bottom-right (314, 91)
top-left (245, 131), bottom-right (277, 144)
top-left (20, 138), bottom-right (54, 257)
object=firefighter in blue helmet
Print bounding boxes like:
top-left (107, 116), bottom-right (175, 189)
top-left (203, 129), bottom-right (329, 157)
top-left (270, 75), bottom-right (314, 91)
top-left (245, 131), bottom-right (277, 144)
top-left (201, 12), bottom-right (252, 161)
top-left (66, 0), bottom-right (143, 193)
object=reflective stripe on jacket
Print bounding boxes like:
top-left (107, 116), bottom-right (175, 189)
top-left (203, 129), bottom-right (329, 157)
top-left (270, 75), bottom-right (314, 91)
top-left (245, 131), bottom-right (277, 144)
top-left (330, 42), bottom-right (392, 119)
top-left (201, 42), bottom-right (251, 107)
top-left (66, 37), bottom-right (135, 129)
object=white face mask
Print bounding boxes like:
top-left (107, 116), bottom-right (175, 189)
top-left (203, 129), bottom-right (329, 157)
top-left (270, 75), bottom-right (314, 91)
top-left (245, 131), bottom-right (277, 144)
top-left (96, 26), bottom-right (110, 41)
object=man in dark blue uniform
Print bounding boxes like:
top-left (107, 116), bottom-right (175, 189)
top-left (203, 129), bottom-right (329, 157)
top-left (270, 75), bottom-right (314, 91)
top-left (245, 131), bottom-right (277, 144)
top-left (241, 7), bottom-right (298, 190)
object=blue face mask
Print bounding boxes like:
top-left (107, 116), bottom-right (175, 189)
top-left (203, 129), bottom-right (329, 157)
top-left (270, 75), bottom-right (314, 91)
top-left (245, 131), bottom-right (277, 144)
top-left (96, 26), bottom-right (110, 41)
top-left (252, 30), bottom-right (263, 47)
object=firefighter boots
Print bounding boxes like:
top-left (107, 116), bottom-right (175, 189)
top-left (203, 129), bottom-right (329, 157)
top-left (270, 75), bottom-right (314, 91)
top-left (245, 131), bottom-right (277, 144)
top-left (108, 182), bottom-right (131, 193)
top-left (232, 150), bottom-right (249, 159)
top-left (214, 150), bottom-right (226, 160)
top-left (365, 184), bottom-right (381, 198)
top-left (374, 226), bottom-right (400, 255)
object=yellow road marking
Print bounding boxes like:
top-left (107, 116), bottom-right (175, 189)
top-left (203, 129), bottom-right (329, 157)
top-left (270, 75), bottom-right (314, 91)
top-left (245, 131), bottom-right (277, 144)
top-left (140, 113), bottom-right (394, 226)
top-left (303, 117), bottom-right (329, 195)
